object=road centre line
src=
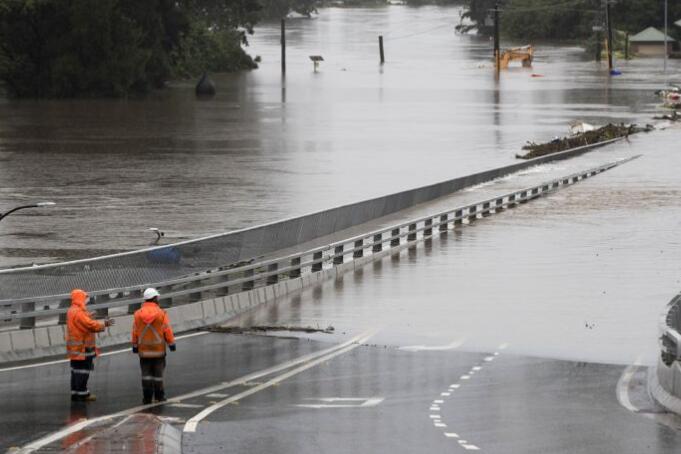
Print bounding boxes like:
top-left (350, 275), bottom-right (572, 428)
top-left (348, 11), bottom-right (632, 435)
top-left (183, 331), bottom-right (376, 433)
top-left (18, 331), bottom-right (373, 453)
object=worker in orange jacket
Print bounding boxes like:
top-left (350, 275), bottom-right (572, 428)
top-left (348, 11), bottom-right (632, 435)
top-left (131, 288), bottom-right (176, 404)
top-left (66, 289), bottom-right (114, 401)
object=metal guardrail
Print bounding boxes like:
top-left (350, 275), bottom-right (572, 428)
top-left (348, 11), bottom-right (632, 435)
top-left (0, 157), bottom-right (634, 331)
top-left (0, 138), bottom-right (624, 303)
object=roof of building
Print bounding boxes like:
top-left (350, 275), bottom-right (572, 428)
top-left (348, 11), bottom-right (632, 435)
top-left (630, 27), bottom-right (676, 43)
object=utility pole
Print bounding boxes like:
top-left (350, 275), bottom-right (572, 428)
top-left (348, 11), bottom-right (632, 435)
top-left (493, 1), bottom-right (500, 72)
top-left (379, 35), bottom-right (385, 64)
top-left (605, 0), bottom-right (614, 72)
top-left (281, 18), bottom-right (286, 75)
top-left (664, 0), bottom-right (668, 75)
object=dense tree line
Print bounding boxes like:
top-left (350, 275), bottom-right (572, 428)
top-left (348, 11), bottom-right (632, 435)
top-left (458, 0), bottom-right (681, 41)
top-left (0, 0), bottom-right (319, 98)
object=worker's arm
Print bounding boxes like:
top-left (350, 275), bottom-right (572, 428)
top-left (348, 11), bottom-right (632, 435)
top-left (162, 311), bottom-right (176, 350)
top-left (77, 311), bottom-right (105, 333)
top-left (131, 317), bottom-right (139, 353)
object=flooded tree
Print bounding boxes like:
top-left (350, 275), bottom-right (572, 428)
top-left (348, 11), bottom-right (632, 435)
top-left (0, 0), bottom-right (259, 97)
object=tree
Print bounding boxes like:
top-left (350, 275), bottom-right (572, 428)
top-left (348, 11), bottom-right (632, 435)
top-left (0, 0), bottom-right (263, 97)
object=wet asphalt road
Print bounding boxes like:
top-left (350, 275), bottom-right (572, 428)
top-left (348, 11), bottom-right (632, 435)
top-left (3, 333), bottom-right (681, 453)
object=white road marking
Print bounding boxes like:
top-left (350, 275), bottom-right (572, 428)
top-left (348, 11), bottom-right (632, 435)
top-left (472, 366), bottom-right (482, 371)
top-left (617, 362), bottom-right (643, 413)
top-left (434, 423), bottom-right (447, 428)
top-left (444, 432), bottom-right (459, 438)
top-left (462, 444), bottom-right (480, 450)
top-left (18, 331), bottom-right (374, 452)
top-left (441, 392), bottom-right (450, 396)
top-left (398, 339), bottom-right (465, 352)
top-left (168, 403), bottom-right (204, 409)
top-left (429, 415), bottom-right (441, 419)
top-left (494, 352), bottom-right (499, 356)
top-left (450, 384), bottom-right (460, 389)
top-left (484, 356), bottom-right (494, 362)
top-left (461, 375), bottom-right (470, 380)
top-left (430, 407), bottom-right (439, 411)
top-left (0, 331), bottom-right (208, 373)
top-left (434, 400), bottom-right (444, 404)
top-left (498, 343), bottom-right (509, 350)
top-left (296, 397), bottom-right (384, 409)
top-left (206, 393), bottom-right (229, 399)
top-left (183, 331), bottom-right (376, 433)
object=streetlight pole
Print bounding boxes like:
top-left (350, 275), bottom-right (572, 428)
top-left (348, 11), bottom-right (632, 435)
top-left (0, 202), bottom-right (56, 222)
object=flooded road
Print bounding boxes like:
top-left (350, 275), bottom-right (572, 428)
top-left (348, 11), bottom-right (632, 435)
top-left (235, 130), bottom-right (681, 366)
top-left (0, 5), bottom-right (678, 266)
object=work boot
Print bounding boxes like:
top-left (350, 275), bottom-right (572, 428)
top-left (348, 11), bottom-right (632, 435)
top-left (143, 398), bottom-right (152, 405)
top-left (82, 394), bottom-right (97, 402)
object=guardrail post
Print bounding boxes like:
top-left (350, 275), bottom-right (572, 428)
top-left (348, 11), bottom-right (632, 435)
top-left (312, 251), bottom-right (323, 272)
top-left (552, 181), bottom-right (560, 188)
top-left (290, 257), bottom-right (302, 278)
top-left (542, 185), bottom-right (549, 192)
top-left (454, 209), bottom-right (463, 225)
top-left (242, 268), bottom-right (255, 291)
top-left (519, 191), bottom-right (528, 203)
top-left (333, 245), bottom-right (344, 265)
top-left (266, 263), bottom-right (279, 285)
top-left (215, 269), bottom-right (230, 297)
top-left (495, 198), bottom-right (504, 211)
top-left (390, 228), bottom-right (400, 247)
top-left (482, 202), bottom-right (491, 216)
top-left (94, 294), bottom-right (110, 318)
top-left (372, 234), bottom-right (383, 253)
top-left (563, 178), bottom-right (569, 185)
top-left (127, 289), bottom-right (142, 314)
top-left (157, 287), bottom-right (174, 308)
top-left (439, 214), bottom-right (448, 232)
top-left (19, 301), bottom-right (36, 329)
top-left (424, 219), bottom-right (433, 237)
top-left (531, 188), bottom-right (539, 198)
top-left (508, 194), bottom-right (516, 207)
top-left (468, 206), bottom-right (477, 222)
top-left (407, 223), bottom-right (417, 242)
top-left (354, 239), bottom-right (364, 258)
top-left (58, 298), bottom-right (70, 324)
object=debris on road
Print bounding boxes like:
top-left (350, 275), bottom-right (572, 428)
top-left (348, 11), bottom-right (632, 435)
top-left (516, 123), bottom-right (652, 160)
top-left (209, 325), bottom-right (335, 335)
top-left (653, 111), bottom-right (681, 122)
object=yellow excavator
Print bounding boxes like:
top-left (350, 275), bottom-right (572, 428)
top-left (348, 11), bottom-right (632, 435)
top-left (497, 45), bottom-right (534, 69)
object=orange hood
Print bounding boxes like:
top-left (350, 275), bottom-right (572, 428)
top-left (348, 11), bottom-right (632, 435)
top-left (71, 289), bottom-right (88, 308)
top-left (138, 302), bottom-right (161, 324)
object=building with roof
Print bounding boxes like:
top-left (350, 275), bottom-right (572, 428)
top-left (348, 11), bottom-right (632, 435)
top-left (629, 27), bottom-right (676, 57)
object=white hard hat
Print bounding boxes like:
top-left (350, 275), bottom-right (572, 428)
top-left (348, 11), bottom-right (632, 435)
top-left (143, 288), bottom-right (160, 300)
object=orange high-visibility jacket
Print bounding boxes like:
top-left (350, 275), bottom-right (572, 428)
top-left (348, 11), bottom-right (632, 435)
top-left (66, 289), bottom-right (105, 360)
top-left (132, 302), bottom-right (175, 358)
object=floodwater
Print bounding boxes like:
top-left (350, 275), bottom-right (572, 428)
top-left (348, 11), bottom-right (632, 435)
top-left (1, 6), bottom-right (680, 364)
top-left (239, 130), bottom-right (681, 366)
top-left (0, 5), bottom-right (678, 266)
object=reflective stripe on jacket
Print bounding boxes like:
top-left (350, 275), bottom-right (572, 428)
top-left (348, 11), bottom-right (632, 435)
top-left (132, 302), bottom-right (175, 358)
top-left (66, 289), bottom-right (105, 361)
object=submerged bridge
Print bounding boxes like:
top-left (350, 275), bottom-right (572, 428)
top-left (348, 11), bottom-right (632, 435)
top-left (2, 141), bottom-right (681, 453)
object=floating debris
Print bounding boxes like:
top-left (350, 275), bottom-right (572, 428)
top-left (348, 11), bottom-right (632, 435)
top-left (653, 111), bottom-right (681, 121)
top-left (208, 325), bottom-right (335, 335)
top-left (655, 85), bottom-right (681, 109)
top-left (516, 123), bottom-right (652, 160)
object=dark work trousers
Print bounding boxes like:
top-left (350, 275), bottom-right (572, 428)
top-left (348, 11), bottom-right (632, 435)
top-left (140, 357), bottom-right (166, 403)
top-left (70, 357), bottom-right (94, 399)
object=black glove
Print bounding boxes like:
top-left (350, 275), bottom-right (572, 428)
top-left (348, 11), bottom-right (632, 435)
top-left (169, 344), bottom-right (176, 352)
top-left (132, 346), bottom-right (138, 354)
